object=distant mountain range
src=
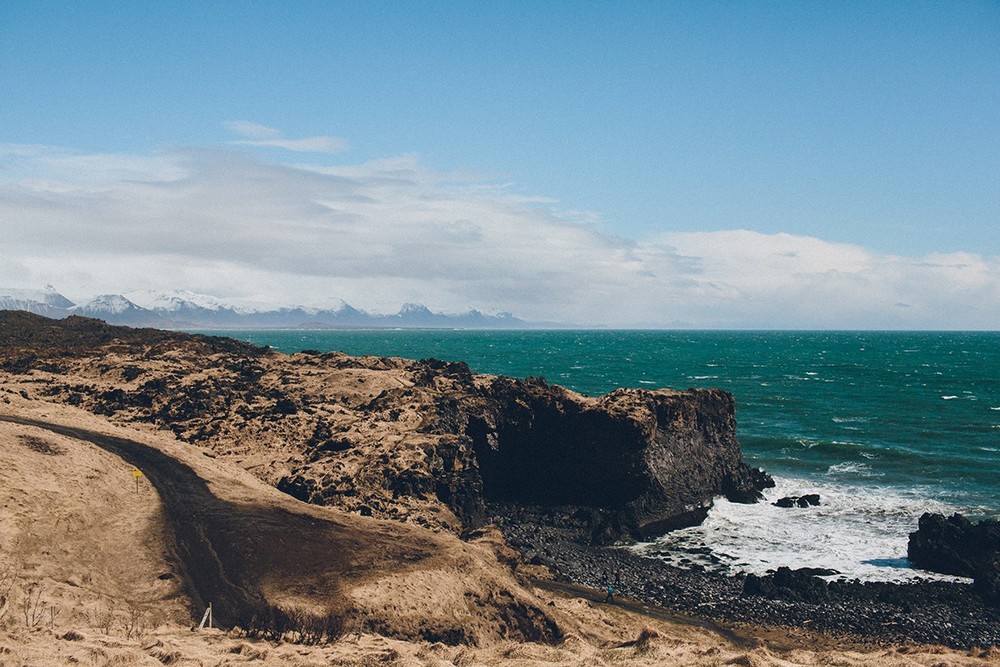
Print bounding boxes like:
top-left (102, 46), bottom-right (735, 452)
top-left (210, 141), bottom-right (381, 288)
top-left (0, 286), bottom-right (527, 329)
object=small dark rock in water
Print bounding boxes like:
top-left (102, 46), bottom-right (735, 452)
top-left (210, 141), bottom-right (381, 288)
top-left (773, 494), bottom-right (821, 508)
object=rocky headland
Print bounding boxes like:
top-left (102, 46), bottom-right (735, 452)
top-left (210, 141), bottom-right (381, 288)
top-left (2, 310), bottom-right (999, 662)
top-left (0, 311), bottom-right (771, 543)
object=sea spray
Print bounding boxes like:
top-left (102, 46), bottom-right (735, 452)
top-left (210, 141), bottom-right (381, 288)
top-left (635, 476), bottom-right (979, 583)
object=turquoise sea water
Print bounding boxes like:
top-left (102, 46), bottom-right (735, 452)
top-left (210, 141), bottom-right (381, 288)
top-left (198, 329), bottom-right (1000, 581)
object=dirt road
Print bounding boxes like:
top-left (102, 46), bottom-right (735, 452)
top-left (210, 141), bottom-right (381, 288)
top-left (0, 414), bottom-right (416, 628)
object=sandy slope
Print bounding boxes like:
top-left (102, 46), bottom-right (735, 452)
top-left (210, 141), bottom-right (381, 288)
top-left (1, 394), bottom-right (997, 666)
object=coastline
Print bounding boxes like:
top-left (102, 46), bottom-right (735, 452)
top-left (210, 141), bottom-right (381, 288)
top-left (5, 405), bottom-right (996, 667)
top-left (494, 502), bottom-right (1000, 649)
top-left (2, 312), bottom-right (998, 662)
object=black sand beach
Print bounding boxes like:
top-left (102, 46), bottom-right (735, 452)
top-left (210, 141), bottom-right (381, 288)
top-left (493, 503), bottom-right (1000, 649)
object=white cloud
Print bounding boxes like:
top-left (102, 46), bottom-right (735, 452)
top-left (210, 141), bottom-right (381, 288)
top-left (223, 121), bottom-right (282, 139)
top-left (642, 232), bottom-right (1000, 328)
top-left (1, 144), bottom-right (998, 329)
top-left (224, 121), bottom-right (348, 154)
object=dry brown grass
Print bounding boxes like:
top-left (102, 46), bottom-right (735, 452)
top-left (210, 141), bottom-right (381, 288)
top-left (0, 388), bottom-right (998, 666)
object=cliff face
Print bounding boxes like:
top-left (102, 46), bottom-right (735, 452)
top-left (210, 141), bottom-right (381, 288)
top-left (0, 312), bottom-right (770, 541)
top-left (463, 377), bottom-right (770, 539)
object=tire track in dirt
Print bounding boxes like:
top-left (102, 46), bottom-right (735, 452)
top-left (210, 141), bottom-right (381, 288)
top-left (0, 414), bottom-right (368, 628)
top-left (2, 413), bottom-right (765, 648)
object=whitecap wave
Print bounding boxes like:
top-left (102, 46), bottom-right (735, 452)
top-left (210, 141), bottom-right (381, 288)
top-left (635, 477), bottom-right (972, 583)
top-left (827, 461), bottom-right (880, 478)
top-left (832, 416), bottom-right (870, 423)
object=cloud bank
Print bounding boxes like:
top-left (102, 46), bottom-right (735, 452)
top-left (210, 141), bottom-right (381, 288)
top-left (0, 142), bottom-right (997, 329)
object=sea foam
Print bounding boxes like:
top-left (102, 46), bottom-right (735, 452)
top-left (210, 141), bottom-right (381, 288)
top-left (635, 476), bottom-right (972, 583)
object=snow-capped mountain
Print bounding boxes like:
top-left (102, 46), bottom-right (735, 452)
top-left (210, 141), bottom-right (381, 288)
top-left (0, 285), bottom-right (76, 318)
top-left (0, 287), bottom-right (527, 329)
top-left (124, 290), bottom-right (257, 314)
top-left (76, 294), bottom-right (142, 315)
top-left (392, 303), bottom-right (437, 325)
top-left (72, 294), bottom-right (159, 325)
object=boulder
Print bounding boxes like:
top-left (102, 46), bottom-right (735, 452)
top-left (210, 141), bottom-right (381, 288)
top-left (742, 567), bottom-right (830, 603)
top-left (907, 513), bottom-right (1000, 577)
top-left (973, 566), bottom-right (1000, 607)
top-left (773, 494), bottom-right (821, 508)
top-left (907, 512), bottom-right (1000, 607)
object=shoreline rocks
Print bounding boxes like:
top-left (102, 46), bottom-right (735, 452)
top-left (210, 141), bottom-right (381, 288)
top-left (5, 312), bottom-right (998, 648)
top-left (773, 493), bottom-right (821, 508)
top-left (495, 505), bottom-right (1000, 649)
top-left (908, 512), bottom-right (1000, 607)
top-left (743, 566), bottom-right (831, 602)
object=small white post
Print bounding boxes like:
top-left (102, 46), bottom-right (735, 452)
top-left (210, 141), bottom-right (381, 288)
top-left (198, 603), bottom-right (212, 630)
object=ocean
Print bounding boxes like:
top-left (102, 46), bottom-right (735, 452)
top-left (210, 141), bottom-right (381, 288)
top-left (196, 329), bottom-right (1000, 583)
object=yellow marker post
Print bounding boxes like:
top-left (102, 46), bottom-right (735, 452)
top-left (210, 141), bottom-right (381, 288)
top-left (133, 469), bottom-right (143, 494)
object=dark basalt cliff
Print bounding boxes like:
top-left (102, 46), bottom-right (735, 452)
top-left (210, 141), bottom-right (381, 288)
top-left (0, 311), bottom-right (771, 542)
top-left (463, 377), bottom-right (771, 539)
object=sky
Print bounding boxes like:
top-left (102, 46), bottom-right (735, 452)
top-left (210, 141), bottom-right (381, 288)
top-left (1, 1), bottom-right (999, 328)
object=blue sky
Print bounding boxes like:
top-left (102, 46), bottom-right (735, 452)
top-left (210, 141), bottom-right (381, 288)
top-left (1, 2), bottom-right (999, 328)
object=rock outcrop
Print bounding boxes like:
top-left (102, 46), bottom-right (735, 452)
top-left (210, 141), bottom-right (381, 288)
top-left (773, 494), bottom-right (821, 508)
top-left (908, 512), bottom-right (1000, 607)
top-left (465, 377), bottom-right (772, 539)
top-left (0, 311), bottom-right (771, 542)
top-left (742, 567), bottom-right (831, 603)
